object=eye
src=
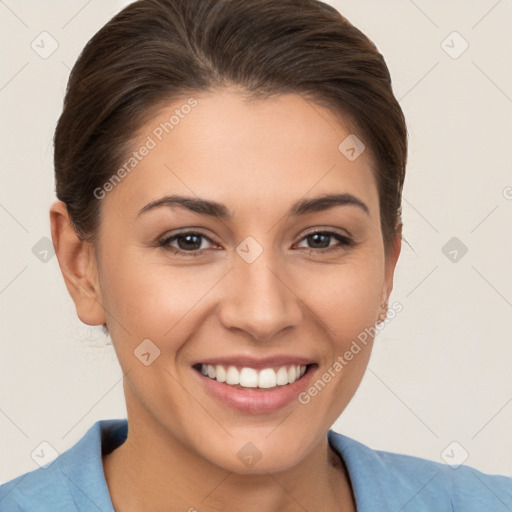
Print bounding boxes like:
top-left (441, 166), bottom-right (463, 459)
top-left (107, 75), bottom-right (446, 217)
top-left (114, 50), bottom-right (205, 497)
top-left (157, 229), bottom-right (355, 258)
top-left (158, 231), bottom-right (217, 257)
top-left (295, 230), bottom-right (355, 253)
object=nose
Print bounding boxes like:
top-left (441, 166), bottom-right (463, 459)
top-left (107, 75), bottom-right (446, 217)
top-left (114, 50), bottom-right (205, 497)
top-left (218, 250), bottom-right (303, 341)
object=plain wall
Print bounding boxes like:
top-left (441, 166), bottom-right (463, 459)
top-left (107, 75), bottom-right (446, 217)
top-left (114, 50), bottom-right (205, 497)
top-left (0, 0), bottom-right (511, 483)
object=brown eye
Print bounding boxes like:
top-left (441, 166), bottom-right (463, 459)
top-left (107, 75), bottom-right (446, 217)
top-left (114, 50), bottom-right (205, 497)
top-left (296, 230), bottom-right (355, 253)
top-left (158, 231), bottom-right (216, 257)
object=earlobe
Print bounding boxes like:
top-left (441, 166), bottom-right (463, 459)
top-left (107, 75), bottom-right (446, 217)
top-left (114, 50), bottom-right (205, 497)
top-left (49, 200), bottom-right (107, 326)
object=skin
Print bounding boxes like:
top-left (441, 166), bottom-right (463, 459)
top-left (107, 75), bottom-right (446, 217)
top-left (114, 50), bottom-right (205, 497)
top-left (50, 88), bottom-right (401, 512)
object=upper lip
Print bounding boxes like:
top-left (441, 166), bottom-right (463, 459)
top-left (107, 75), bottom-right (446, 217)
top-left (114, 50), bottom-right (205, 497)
top-left (192, 355), bottom-right (316, 370)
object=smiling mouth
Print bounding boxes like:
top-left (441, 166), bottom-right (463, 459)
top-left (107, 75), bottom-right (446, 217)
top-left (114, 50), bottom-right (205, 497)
top-left (193, 363), bottom-right (314, 390)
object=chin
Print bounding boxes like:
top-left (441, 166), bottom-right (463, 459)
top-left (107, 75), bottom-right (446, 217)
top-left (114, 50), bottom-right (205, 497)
top-left (192, 427), bottom-right (319, 475)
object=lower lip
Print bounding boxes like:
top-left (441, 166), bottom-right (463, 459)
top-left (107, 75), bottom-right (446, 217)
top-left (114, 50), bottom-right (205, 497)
top-left (193, 365), bottom-right (317, 414)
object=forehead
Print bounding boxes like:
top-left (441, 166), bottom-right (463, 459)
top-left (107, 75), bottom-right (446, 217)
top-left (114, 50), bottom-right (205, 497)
top-left (104, 90), bottom-right (379, 219)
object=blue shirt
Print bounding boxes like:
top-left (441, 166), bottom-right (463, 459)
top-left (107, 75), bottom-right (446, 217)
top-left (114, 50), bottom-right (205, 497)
top-left (1, 419), bottom-right (511, 511)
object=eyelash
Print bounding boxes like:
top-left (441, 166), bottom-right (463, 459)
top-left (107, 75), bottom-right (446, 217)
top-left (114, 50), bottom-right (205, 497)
top-left (157, 229), bottom-right (355, 258)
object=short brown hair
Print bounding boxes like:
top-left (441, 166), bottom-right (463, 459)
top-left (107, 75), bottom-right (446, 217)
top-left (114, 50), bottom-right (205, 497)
top-left (54, 0), bottom-right (407, 256)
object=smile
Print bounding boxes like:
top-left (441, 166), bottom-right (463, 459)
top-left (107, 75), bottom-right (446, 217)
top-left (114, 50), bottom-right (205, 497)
top-left (192, 358), bottom-right (317, 413)
top-left (198, 363), bottom-right (308, 389)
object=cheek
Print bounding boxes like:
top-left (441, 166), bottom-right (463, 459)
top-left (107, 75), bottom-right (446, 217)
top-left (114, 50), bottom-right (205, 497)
top-left (293, 256), bottom-right (384, 338)
top-left (99, 250), bottom-right (225, 350)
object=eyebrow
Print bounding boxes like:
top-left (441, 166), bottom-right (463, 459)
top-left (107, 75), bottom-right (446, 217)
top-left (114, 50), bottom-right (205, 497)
top-left (137, 192), bottom-right (370, 219)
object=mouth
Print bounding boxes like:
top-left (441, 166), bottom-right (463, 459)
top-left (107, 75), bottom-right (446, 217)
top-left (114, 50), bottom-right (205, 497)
top-left (192, 362), bottom-right (311, 390)
top-left (191, 359), bottom-right (318, 414)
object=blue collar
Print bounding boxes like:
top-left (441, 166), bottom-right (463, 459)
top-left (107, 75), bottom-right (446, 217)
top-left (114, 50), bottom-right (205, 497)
top-left (4, 418), bottom-right (510, 511)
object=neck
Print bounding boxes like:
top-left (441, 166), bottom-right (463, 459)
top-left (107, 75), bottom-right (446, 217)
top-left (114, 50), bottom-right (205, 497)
top-left (103, 409), bottom-right (355, 512)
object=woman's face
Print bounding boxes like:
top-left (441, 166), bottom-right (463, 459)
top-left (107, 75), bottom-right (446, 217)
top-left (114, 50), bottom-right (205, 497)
top-left (87, 89), bottom-right (400, 473)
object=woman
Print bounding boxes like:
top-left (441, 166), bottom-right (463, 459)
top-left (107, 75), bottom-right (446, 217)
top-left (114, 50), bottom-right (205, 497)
top-left (1, 0), bottom-right (511, 510)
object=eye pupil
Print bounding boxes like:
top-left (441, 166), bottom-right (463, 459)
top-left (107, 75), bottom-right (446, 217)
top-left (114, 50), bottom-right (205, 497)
top-left (178, 234), bottom-right (202, 251)
top-left (308, 233), bottom-right (330, 249)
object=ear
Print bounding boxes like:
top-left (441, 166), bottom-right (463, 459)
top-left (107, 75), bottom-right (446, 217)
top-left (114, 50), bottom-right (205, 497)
top-left (381, 223), bottom-right (402, 304)
top-left (49, 200), bottom-right (106, 326)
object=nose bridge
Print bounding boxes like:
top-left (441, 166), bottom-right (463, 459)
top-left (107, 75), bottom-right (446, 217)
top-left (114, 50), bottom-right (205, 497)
top-left (218, 239), bottom-right (302, 340)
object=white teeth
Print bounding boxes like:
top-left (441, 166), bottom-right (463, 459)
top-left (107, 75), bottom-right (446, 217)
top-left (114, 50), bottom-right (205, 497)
top-left (258, 368), bottom-right (277, 389)
top-left (288, 365), bottom-right (297, 383)
top-left (226, 366), bottom-right (240, 385)
top-left (199, 364), bottom-right (308, 389)
top-left (215, 365), bottom-right (226, 383)
top-left (240, 368), bottom-right (258, 388)
top-left (276, 366), bottom-right (289, 385)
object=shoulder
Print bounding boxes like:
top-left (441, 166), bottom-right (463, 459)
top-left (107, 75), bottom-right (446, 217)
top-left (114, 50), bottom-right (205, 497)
top-left (0, 419), bottom-right (127, 512)
top-left (0, 457), bottom-right (73, 512)
top-left (328, 430), bottom-right (512, 511)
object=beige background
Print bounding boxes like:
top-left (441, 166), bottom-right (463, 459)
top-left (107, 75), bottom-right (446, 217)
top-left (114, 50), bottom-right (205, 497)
top-left (1, 0), bottom-right (511, 483)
